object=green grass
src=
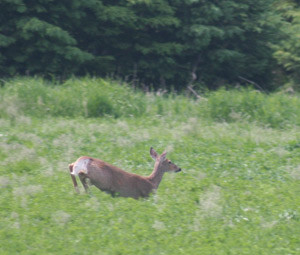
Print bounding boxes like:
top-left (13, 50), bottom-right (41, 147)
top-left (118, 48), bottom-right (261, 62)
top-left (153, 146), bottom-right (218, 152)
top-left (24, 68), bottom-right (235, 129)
top-left (0, 78), bottom-right (300, 254)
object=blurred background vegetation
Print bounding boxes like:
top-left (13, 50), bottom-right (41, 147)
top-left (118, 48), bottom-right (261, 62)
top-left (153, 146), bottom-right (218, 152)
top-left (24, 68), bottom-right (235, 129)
top-left (0, 0), bottom-right (300, 91)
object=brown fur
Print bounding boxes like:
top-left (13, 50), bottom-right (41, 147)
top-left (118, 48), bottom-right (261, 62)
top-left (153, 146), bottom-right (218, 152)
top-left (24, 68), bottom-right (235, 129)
top-left (69, 148), bottom-right (181, 199)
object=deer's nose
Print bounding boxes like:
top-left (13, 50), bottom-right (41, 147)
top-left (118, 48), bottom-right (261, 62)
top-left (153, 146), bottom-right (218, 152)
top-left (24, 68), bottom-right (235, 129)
top-left (176, 168), bottom-right (181, 172)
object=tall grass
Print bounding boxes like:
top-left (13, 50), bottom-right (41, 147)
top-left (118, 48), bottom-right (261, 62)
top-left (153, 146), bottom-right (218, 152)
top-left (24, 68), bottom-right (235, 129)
top-left (1, 77), bottom-right (300, 128)
top-left (0, 77), bottom-right (147, 118)
top-left (201, 88), bottom-right (300, 128)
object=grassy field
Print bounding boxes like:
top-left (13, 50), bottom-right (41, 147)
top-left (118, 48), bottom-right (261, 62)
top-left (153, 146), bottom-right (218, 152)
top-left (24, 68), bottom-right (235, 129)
top-left (0, 78), bottom-right (300, 254)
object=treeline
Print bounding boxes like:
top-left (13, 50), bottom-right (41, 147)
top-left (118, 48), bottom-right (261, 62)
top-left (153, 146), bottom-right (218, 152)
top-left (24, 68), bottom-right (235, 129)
top-left (0, 0), bottom-right (299, 90)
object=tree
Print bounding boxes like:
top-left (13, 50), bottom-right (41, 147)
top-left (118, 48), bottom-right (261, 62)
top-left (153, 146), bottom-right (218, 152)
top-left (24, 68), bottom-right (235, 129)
top-left (88, 0), bottom-right (278, 89)
top-left (273, 0), bottom-right (300, 89)
top-left (173, 0), bottom-right (278, 89)
top-left (0, 0), bottom-right (96, 77)
top-left (0, 0), bottom-right (282, 90)
top-left (84, 0), bottom-right (182, 88)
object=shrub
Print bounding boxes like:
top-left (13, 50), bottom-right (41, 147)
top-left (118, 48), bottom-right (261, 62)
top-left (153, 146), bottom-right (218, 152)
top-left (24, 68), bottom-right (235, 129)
top-left (200, 88), bottom-right (300, 128)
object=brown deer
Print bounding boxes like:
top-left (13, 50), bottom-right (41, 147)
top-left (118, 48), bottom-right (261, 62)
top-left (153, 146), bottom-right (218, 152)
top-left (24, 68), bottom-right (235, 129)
top-left (69, 147), bottom-right (181, 199)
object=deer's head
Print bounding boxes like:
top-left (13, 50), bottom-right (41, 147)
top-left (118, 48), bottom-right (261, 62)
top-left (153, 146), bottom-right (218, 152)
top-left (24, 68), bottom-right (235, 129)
top-left (150, 147), bottom-right (181, 173)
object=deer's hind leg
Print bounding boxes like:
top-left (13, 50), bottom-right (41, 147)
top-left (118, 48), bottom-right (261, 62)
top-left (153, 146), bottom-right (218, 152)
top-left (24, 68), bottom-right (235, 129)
top-left (78, 172), bottom-right (90, 193)
top-left (69, 163), bottom-right (79, 193)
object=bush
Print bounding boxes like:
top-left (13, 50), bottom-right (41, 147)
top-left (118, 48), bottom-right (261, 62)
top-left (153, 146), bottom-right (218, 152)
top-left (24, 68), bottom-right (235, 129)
top-left (0, 77), bottom-right (147, 118)
top-left (1, 77), bottom-right (300, 129)
top-left (200, 88), bottom-right (300, 128)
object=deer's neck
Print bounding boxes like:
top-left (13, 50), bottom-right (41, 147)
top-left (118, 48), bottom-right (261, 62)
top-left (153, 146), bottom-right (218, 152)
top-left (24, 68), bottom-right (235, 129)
top-left (147, 161), bottom-right (165, 189)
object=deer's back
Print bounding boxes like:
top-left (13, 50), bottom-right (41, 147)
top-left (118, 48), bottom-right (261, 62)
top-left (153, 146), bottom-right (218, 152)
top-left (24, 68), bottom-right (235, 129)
top-left (73, 156), bottom-right (154, 198)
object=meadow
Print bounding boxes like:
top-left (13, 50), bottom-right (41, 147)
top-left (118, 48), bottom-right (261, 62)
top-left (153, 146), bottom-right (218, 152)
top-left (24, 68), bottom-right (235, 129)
top-left (0, 78), bottom-right (300, 254)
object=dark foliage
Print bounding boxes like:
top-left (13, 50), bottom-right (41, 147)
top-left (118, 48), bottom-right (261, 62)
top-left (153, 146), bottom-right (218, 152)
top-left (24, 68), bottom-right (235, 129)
top-left (0, 0), bottom-right (285, 89)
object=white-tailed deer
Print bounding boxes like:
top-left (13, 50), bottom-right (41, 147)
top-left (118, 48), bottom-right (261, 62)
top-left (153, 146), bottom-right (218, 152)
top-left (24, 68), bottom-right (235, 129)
top-left (69, 147), bottom-right (181, 199)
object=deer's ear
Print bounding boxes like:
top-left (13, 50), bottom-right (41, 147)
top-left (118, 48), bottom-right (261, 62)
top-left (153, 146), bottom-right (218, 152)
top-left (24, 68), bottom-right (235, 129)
top-left (160, 151), bottom-right (167, 162)
top-left (150, 147), bottom-right (158, 160)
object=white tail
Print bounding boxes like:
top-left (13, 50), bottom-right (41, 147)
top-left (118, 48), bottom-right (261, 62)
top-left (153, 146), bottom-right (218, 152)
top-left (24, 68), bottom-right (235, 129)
top-left (69, 147), bottom-right (181, 199)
